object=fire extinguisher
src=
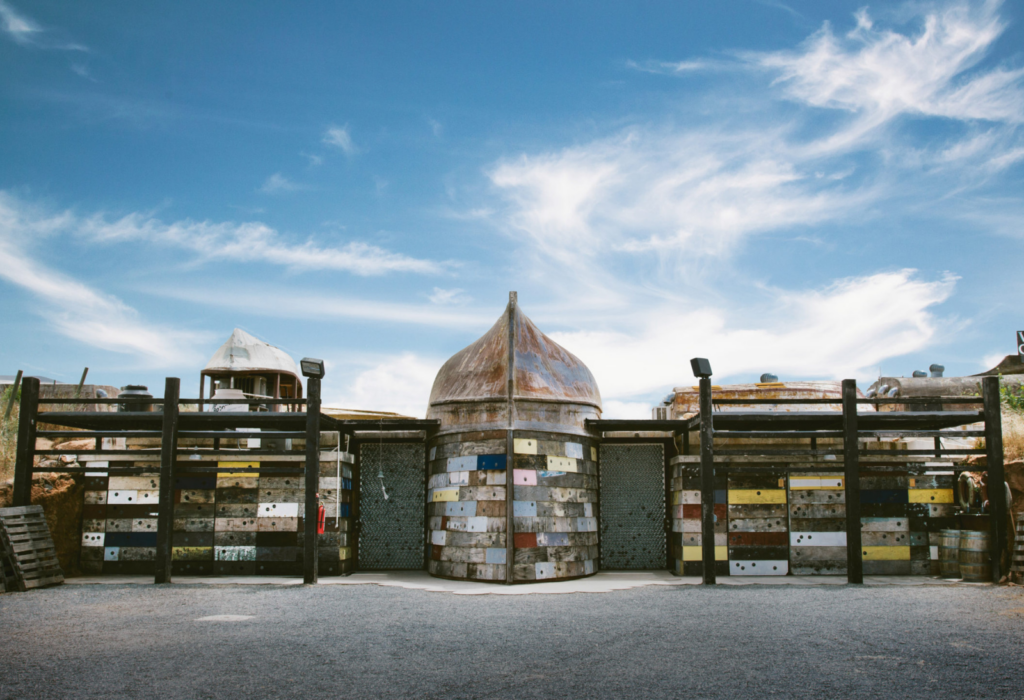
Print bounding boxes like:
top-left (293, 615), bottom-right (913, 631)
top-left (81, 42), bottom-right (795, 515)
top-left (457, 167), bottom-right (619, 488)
top-left (317, 492), bottom-right (326, 535)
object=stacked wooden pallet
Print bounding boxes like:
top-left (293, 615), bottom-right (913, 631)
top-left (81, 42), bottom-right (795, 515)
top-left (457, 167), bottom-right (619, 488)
top-left (0, 505), bottom-right (64, 591)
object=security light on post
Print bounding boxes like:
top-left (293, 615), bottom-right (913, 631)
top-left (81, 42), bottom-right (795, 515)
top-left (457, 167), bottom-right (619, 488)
top-left (690, 357), bottom-right (712, 379)
top-left (300, 358), bottom-right (325, 379)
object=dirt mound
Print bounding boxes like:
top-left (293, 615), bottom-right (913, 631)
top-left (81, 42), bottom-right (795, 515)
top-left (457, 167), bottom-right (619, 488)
top-left (0, 474), bottom-right (85, 577)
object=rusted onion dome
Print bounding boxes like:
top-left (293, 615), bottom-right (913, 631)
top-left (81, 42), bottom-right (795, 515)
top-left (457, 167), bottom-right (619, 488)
top-left (426, 294), bottom-right (601, 436)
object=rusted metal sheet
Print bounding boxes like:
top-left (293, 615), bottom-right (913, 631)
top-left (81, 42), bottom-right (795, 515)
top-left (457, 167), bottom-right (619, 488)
top-left (426, 297), bottom-right (602, 436)
top-left (669, 381), bottom-right (874, 416)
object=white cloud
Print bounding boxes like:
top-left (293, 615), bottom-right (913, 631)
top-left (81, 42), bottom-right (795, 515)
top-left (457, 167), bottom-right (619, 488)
top-left (301, 152), bottom-right (323, 166)
top-left (326, 353), bottom-right (441, 418)
top-left (756, 1), bottom-right (1023, 125)
top-left (488, 1), bottom-right (1023, 285)
top-left (550, 270), bottom-right (956, 406)
top-left (626, 58), bottom-right (726, 75)
top-left (428, 287), bottom-right (469, 305)
top-left (489, 128), bottom-right (872, 267)
top-left (0, 191), bottom-right (447, 276)
top-left (323, 125), bottom-right (356, 155)
top-left (0, 194), bottom-right (208, 366)
top-left (0, 0), bottom-right (87, 50)
top-left (259, 172), bottom-right (305, 193)
top-left (428, 118), bottom-right (443, 137)
top-left (70, 63), bottom-right (95, 81)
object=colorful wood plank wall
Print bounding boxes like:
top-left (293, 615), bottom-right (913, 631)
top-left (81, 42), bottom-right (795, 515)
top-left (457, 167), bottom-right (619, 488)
top-left (426, 430), bottom-right (599, 582)
top-left (727, 472), bottom-right (789, 576)
top-left (511, 432), bottom-right (598, 581)
top-left (668, 460), bottom-right (957, 578)
top-left (671, 466), bottom-right (727, 576)
top-left (789, 473), bottom-right (847, 575)
top-left (908, 474), bottom-right (956, 575)
top-left (426, 430), bottom-right (508, 581)
top-left (81, 452), bottom-right (354, 577)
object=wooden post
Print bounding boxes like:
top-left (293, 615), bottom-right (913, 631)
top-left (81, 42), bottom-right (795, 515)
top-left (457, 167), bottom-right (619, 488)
top-left (303, 376), bottom-right (321, 584)
top-left (842, 379), bottom-right (863, 584)
top-left (4, 369), bottom-right (22, 421)
top-left (154, 377), bottom-right (180, 584)
top-left (12, 376), bottom-right (39, 507)
top-left (699, 376), bottom-right (716, 585)
top-left (505, 291), bottom-right (517, 585)
top-left (75, 367), bottom-right (89, 397)
top-left (982, 376), bottom-right (1006, 582)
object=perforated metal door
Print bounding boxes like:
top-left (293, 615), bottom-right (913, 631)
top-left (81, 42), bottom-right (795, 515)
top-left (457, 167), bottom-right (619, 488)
top-left (600, 444), bottom-right (666, 569)
top-left (358, 443), bottom-right (425, 570)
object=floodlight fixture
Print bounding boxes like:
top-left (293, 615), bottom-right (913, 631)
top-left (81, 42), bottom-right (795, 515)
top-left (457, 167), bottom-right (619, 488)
top-left (300, 357), bottom-right (325, 379)
top-left (690, 357), bottom-right (712, 379)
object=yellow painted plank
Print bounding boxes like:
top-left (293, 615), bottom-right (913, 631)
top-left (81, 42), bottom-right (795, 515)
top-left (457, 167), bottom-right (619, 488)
top-left (431, 488), bottom-right (459, 502)
top-left (862, 546), bottom-right (911, 561)
top-left (338, 547), bottom-right (352, 561)
top-left (218, 461), bottom-right (261, 477)
top-left (682, 546), bottom-right (728, 561)
top-left (908, 489), bottom-right (954, 504)
top-left (172, 547), bottom-right (214, 561)
top-left (671, 491), bottom-right (681, 506)
top-left (514, 438), bottom-right (537, 455)
top-left (546, 456), bottom-right (577, 473)
top-left (728, 489), bottom-right (786, 504)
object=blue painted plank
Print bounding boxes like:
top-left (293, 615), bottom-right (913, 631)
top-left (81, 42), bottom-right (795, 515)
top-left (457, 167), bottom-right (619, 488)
top-left (478, 455), bottom-right (506, 471)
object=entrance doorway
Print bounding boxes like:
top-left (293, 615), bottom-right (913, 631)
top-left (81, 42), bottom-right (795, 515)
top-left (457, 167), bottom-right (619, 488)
top-left (599, 444), bottom-right (667, 569)
top-left (357, 443), bottom-right (425, 570)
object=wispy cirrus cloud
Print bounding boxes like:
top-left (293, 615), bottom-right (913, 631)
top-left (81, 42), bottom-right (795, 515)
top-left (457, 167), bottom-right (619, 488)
top-left (549, 270), bottom-right (958, 415)
top-left (259, 172), bottom-right (306, 194)
top-left (756, 2), bottom-right (1023, 125)
top-left (323, 125), bottom-right (357, 156)
top-left (0, 0), bottom-right (87, 50)
top-left (2, 190), bottom-right (448, 276)
top-left (0, 193), bottom-right (208, 366)
top-left (473, 1), bottom-right (1014, 416)
top-left (489, 1), bottom-right (1023, 275)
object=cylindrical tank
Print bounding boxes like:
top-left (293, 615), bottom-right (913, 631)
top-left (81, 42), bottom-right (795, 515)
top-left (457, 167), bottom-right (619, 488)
top-left (425, 292), bottom-right (602, 583)
top-left (118, 385), bottom-right (153, 412)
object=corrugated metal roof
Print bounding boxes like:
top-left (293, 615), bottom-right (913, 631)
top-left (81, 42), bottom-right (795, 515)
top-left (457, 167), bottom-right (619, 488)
top-left (203, 328), bottom-right (299, 377)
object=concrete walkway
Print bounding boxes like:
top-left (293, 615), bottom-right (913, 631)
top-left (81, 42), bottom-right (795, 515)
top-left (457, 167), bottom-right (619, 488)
top-left (63, 569), bottom-right (986, 594)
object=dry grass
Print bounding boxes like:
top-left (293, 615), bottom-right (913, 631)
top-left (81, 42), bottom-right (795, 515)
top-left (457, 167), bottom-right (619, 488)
top-left (0, 387), bottom-right (18, 484)
top-left (1004, 409), bottom-right (1024, 463)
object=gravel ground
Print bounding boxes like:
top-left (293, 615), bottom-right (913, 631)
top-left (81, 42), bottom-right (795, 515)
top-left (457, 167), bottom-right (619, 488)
top-left (1, 583), bottom-right (1023, 700)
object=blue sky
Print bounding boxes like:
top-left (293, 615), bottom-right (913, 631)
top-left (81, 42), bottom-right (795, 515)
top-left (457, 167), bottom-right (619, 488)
top-left (1, 0), bottom-right (1022, 417)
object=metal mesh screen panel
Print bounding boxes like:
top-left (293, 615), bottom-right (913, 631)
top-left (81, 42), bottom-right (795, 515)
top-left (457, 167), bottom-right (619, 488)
top-left (600, 444), bottom-right (666, 569)
top-left (358, 443), bottom-right (425, 570)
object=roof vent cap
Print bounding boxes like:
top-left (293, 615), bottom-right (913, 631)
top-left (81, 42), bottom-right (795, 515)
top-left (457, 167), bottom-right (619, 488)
top-left (759, 373), bottom-right (778, 383)
top-left (929, 364), bottom-right (945, 378)
top-left (912, 370), bottom-right (927, 378)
